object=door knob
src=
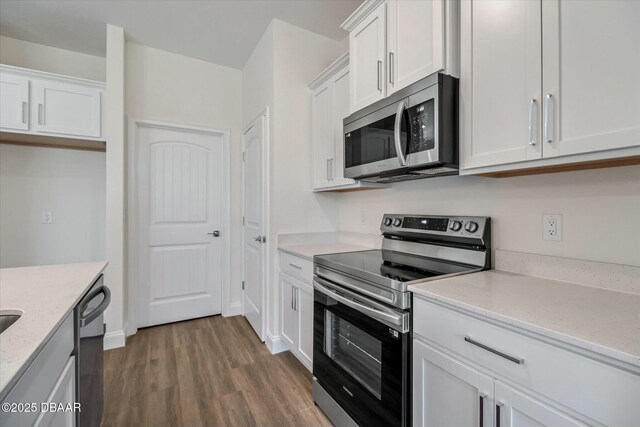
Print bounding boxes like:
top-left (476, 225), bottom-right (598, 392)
top-left (254, 235), bottom-right (266, 243)
top-left (207, 230), bottom-right (220, 237)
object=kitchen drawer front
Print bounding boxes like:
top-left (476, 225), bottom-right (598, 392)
top-left (413, 296), bottom-right (640, 426)
top-left (1, 313), bottom-right (74, 427)
top-left (279, 251), bottom-right (313, 283)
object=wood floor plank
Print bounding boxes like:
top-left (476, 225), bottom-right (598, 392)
top-left (102, 315), bottom-right (332, 427)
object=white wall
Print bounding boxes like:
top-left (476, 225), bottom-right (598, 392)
top-left (333, 165), bottom-right (640, 266)
top-left (125, 42), bottom-right (244, 319)
top-left (243, 19), bottom-right (345, 347)
top-left (0, 144), bottom-right (106, 268)
top-left (0, 35), bottom-right (106, 81)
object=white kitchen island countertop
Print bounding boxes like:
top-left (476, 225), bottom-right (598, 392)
top-left (0, 261), bottom-right (108, 399)
top-left (409, 270), bottom-right (640, 368)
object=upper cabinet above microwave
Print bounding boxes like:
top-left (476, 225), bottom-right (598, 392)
top-left (341, 0), bottom-right (459, 114)
top-left (0, 65), bottom-right (105, 142)
top-left (460, 0), bottom-right (640, 175)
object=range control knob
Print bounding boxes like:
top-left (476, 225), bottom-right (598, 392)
top-left (464, 221), bottom-right (479, 233)
top-left (384, 218), bottom-right (393, 227)
top-left (393, 218), bottom-right (403, 227)
top-left (449, 220), bottom-right (463, 232)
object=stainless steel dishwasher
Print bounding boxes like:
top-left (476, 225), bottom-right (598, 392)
top-left (75, 275), bottom-right (110, 427)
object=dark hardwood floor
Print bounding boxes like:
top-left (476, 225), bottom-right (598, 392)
top-left (102, 315), bottom-right (332, 427)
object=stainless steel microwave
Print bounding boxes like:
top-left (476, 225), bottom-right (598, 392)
top-left (343, 73), bottom-right (458, 183)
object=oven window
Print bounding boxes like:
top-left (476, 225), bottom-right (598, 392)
top-left (324, 310), bottom-right (382, 399)
top-left (344, 113), bottom-right (407, 168)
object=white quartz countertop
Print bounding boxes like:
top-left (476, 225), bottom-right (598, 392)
top-left (409, 270), bottom-right (640, 367)
top-left (0, 261), bottom-right (108, 399)
top-left (278, 242), bottom-right (374, 261)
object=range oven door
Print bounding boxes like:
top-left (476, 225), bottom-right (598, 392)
top-left (313, 277), bottom-right (410, 427)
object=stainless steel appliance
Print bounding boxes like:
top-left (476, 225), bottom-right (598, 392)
top-left (75, 275), bottom-right (110, 427)
top-left (312, 214), bottom-right (491, 427)
top-left (343, 73), bottom-right (458, 183)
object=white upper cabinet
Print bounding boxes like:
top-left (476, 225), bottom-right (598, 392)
top-left (460, 0), bottom-right (640, 174)
top-left (387, 0), bottom-right (445, 95)
top-left (460, 0), bottom-right (542, 169)
top-left (33, 79), bottom-right (102, 138)
top-left (541, 0), bottom-right (640, 158)
top-left (349, 2), bottom-right (387, 112)
top-left (0, 65), bottom-right (104, 141)
top-left (342, 0), bottom-right (457, 114)
top-left (308, 53), bottom-right (387, 192)
top-left (0, 73), bottom-right (29, 131)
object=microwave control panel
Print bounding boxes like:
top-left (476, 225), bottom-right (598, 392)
top-left (407, 100), bottom-right (435, 153)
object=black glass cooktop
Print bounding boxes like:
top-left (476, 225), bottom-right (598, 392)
top-left (315, 249), bottom-right (474, 284)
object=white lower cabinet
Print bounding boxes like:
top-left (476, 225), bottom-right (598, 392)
top-left (35, 357), bottom-right (76, 427)
top-left (413, 339), bottom-right (494, 427)
top-left (413, 296), bottom-right (640, 427)
top-left (278, 251), bottom-right (315, 370)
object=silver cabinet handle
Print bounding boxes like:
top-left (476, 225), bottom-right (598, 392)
top-left (294, 287), bottom-right (298, 311)
top-left (377, 60), bottom-right (382, 91)
top-left (291, 286), bottom-right (294, 310)
top-left (326, 158), bottom-right (330, 181)
top-left (38, 104), bottom-right (44, 125)
top-left (207, 230), bottom-right (220, 237)
top-left (464, 336), bottom-right (524, 364)
top-left (329, 158), bottom-right (334, 181)
top-left (289, 263), bottom-right (302, 270)
top-left (544, 93), bottom-right (553, 143)
top-left (496, 401), bottom-right (504, 427)
top-left (528, 98), bottom-right (536, 145)
top-left (22, 101), bottom-right (28, 124)
top-left (479, 393), bottom-right (486, 427)
top-left (394, 100), bottom-right (408, 166)
top-left (389, 52), bottom-right (394, 84)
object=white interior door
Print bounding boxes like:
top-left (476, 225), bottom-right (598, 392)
top-left (136, 123), bottom-right (224, 328)
top-left (243, 113), bottom-right (267, 340)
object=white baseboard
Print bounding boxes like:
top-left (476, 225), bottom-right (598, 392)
top-left (223, 302), bottom-right (242, 317)
top-left (104, 330), bottom-right (126, 350)
top-left (266, 331), bottom-right (288, 354)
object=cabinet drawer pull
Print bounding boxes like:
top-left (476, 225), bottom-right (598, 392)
top-left (479, 393), bottom-right (485, 427)
top-left (389, 52), bottom-right (394, 84)
top-left (289, 263), bottom-right (302, 270)
top-left (543, 93), bottom-right (553, 143)
top-left (464, 336), bottom-right (524, 364)
top-left (22, 101), bottom-right (28, 124)
top-left (377, 60), bottom-right (382, 91)
top-left (38, 103), bottom-right (44, 125)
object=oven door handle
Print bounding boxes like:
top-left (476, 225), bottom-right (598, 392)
top-left (394, 100), bottom-right (408, 166)
top-left (314, 278), bottom-right (408, 333)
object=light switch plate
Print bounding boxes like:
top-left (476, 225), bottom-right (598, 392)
top-left (42, 211), bottom-right (52, 224)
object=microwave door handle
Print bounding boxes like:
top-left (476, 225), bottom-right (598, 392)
top-left (394, 100), bottom-right (408, 166)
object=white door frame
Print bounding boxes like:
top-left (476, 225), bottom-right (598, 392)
top-left (241, 107), bottom-right (269, 341)
top-left (127, 118), bottom-right (231, 336)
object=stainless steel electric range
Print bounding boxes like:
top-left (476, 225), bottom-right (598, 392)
top-left (312, 214), bottom-right (491, 427)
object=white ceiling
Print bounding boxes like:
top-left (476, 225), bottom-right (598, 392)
top-left (0, 0), bottom-right (360, 69)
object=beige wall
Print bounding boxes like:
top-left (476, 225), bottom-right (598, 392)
top-left (125, 42), bottom-right (244, 317)
top-left (0, 35), bottom-right (106, 81)
top-left (333, 165), bottom-right (640, 266)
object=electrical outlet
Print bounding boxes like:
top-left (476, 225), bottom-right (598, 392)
top-left (42, 211), bottom-right (53, 224)
top-left (542, 214), bottom-right (562, 241)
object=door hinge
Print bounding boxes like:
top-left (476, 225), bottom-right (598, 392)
top-left (242, 281), bottom-right (245, 290)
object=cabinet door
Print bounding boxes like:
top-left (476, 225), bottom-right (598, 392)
top-left (35, 357), bottom-right (76, 427)
top-left (33, 80), bottom-right (101, 138)
top-left (0, 73), bottom-right (29, 131)
top-left (280, 273), bottom-right (298, 349)
top-left (387, 0), bottom-right (445, 95)
top-left (542, 0), bottom-right (640, 158)
top-left (350, 2), bottom-right (386, 113)
top-left (495, 381), bottom-right (584, 427)
top-left (413, 339), bottom-right (494, 427)
top-left (330, 65), bottom-right (355, 186)
top-left (312, 80), bottom-right (334, 189)
top-left (296, 283), bottom-right (313, 369)
top-left (460, 0), bottom-right (542, 170)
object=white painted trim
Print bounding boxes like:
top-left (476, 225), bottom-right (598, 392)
top-left (0, 63), bottom-right (106, 87)
top-left (341, 0), bottom-right (386, 31)
top-left (223, 302), bottom-right (243, 317)
top-left (266, 332), bottom-right (289, 355)
top-left (126, 118), bottom-right (231, 333)
top-left (308, 52), bottom-right (349, 90)
top-left (104, 330), bottom-right (126, 350)
top-left (241, 107), bottom-right (270, 342)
